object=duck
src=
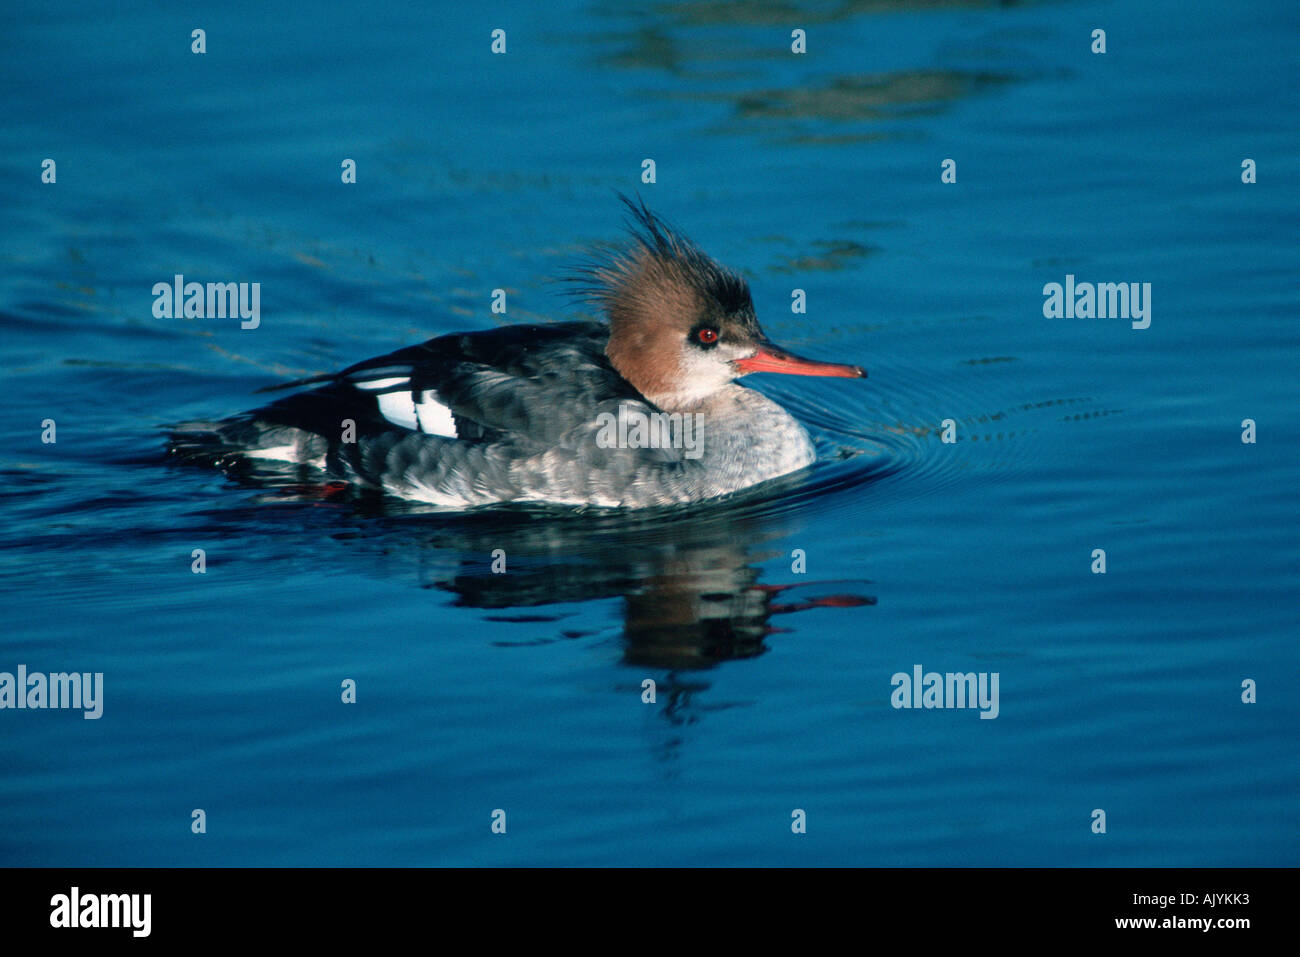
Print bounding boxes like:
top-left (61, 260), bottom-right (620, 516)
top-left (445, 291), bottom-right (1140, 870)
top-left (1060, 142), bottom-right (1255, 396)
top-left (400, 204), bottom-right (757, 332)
top-left (169, 196), bottom-right (866, 508)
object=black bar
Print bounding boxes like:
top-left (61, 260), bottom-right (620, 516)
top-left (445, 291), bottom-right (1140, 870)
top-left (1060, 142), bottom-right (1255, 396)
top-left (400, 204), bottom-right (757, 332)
top-left (0, 867), bottom-right (1281, 943)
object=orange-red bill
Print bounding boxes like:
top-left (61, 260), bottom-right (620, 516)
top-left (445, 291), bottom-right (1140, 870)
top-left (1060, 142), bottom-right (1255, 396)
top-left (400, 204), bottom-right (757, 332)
top-left (735, 344), bottom-right (866, 378)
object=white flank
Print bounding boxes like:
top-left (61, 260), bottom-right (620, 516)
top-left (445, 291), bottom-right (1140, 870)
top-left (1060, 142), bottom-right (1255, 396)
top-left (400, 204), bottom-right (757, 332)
top-left (241, 445), bottom-right (325, 469)
top-left (242, 445), bottom-right (300, 462)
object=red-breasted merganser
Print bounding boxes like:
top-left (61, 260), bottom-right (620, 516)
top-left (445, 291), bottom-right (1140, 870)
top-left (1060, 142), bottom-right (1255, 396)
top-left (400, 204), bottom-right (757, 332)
top-left (170, 197), bottom-right (866, 508)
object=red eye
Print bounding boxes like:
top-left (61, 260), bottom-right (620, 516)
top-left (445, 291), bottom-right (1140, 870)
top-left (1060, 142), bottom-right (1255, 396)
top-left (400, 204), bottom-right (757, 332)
top-left (697, 328), bottom-right (719, 344)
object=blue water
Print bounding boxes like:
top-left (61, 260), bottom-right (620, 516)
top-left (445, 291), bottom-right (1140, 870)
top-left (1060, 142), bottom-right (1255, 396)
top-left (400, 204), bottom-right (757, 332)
top-left (1, 0), bottom-right (1296, 866)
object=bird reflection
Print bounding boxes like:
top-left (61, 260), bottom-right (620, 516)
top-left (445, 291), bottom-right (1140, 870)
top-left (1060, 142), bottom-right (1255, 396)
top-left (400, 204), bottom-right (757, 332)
top-left (330, 485), bottom-right (876, 671)
top-left (211, 464), bottom-right (876, 734)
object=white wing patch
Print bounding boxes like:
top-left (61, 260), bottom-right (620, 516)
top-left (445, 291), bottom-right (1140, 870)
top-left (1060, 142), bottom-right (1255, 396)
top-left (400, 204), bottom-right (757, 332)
top-left (360, 375), bottom-right (457, 438)
top-left (415, 390), bottom-right (458, 438)
top-left (353, 374), bottom-right (410, 391)
top-left (377, 390), bottom-right (419, 431)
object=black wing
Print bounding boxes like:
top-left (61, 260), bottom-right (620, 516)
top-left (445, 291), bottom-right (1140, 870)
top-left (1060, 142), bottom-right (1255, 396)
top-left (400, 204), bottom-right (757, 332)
top-left (263, 320), bottom-right (645, 444)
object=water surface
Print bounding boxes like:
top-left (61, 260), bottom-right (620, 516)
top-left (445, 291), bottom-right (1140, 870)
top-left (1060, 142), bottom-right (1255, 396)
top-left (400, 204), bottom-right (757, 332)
top-left (1, 0), bottom-right (1296, 865)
